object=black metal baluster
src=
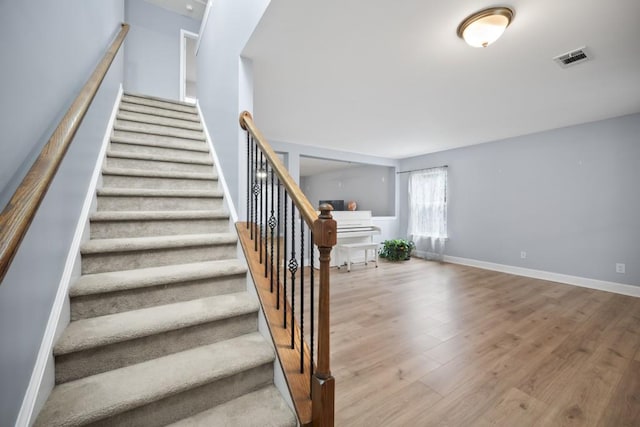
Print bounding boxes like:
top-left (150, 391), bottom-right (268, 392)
top-left (246, 131), bottom-right (250, 229)
top-left (250, 136), bottom-right (254, 239)
top-left (289, 200), bottom-right (297, 349)
top-left (283, 192), bottom-right (288, 329)
top-left (252, 142), bottom-right (259, 250)
top-left (276, 180), bottom-right (281, 309)
top-left (269, 168), bottom-right (276, 291)
top-left (300, 217), bottom-right (304, 373)
top-left (259, 151), bottom-right (264, 259)
top-left (310, 230), bottom-right (315, 393)
top-left (264, 162), bottom-right (269, 277)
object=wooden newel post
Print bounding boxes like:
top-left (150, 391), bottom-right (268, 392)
top-left (311, 203), bottom-right (336, 427)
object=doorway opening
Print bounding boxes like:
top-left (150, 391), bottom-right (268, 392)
top-left (180, 30), bottom-right (198, 104)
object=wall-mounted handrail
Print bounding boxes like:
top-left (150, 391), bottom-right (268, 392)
top-left (240, 111), bottom-right (336, 426)
top-left (0, 23), bottom-right (129, 284)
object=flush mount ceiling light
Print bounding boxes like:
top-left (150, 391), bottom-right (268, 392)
top-left (457, 7), bottom-right (514, 48)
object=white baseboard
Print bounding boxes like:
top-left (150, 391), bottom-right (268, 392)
top-left (414, 250), bottom-right (443, 260)
top-left (15, 85), bottom-right (123, 427)
top-left (443, 255), bottom-right (640, 298)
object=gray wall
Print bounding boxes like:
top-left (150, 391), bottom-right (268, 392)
top-left (398, 113), bottom-right (640, 286)
top-left (124, 0), bottom-right (200, 100)
top-left (0, 2), bottom-right (125, 425)
top-left (197, 0), bottom-right (271, 214)
top-left (301, 164), bottom-right (396, 216)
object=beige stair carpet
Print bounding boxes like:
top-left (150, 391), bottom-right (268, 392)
top-left (34, 93), bottom-right (296, 427)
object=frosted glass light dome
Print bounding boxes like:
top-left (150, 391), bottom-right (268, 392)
top-left (457, 7), bottom-right (514, 48)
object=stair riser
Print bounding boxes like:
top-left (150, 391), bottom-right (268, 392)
top-left (117, 112), bottom-right (203, 131)
top-left (116, 120), bottom-right (205, 141)
top-left (102, 174), bottom-right (217, 191)
top-left (56, 313), bottom-right (258, 383)
top-left (82, 244), bottom-right (237, 274)
top-left (106, 156), bottom-right (214, 173)
top-left (121, 95), bottom-right (197, 114)
top-left (90, 218), bottom-right (229, 239)
top-left (90, 364), bottom-right (273, 427)
top-left (97, 195), bottom-right (223, 211)
top-left (111, 141), bottom-right (210, 161)
top-left (70, 274), bottom-right (247, 320)
top-left (119, 103), bottom-right (200, 122)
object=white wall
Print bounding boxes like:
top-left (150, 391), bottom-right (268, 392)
top-left (0, 2), bottom-right (125, 425)
top-left (196, 0), bottom-right (271, 216)
top-left (124, 0), bottom-right (200, 100)
top-left (399, 113), bottom-right (640, 286)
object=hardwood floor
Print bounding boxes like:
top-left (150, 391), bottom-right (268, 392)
top-left (324, 258), bottom-right (640, 426)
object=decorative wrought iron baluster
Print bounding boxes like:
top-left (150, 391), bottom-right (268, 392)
top-left (310, 229), bottom-right (315, 391)
top-left (252, 142), bottom-right (259, 249)
top-left (289, 200), bottom-right (297, 350)
top-left (246, 132), bottom-right (250, 230)
top-left (250, 136), bottom-right (255, 239)
top-left (269, 168), bottom-right (276, 290)
top-left (276, 180), bottom-right (281, 309)
top-left (300, 216), bottom-right (304, 373)
top-left (259, 151), bottom-right (264, 258)
top-left (283, 191), bottom-right (288, 329)
top-left (264, 162), bottom-right (269, 277)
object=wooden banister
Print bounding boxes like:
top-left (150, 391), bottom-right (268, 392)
top-left (0, 23), bottom-right (129, 284)
top-left (239, 111), bottom-right (336, 426)
top-left (240, 112), bottom-right (318, 228)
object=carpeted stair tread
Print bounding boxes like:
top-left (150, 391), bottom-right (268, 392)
top-left (70, 259), bottom-right (245, 297)
top-left (35, 333), bottom-right (274, 427)
top-left (119, 102), bottom-right (200, 122)
top-left (102, 166), bottom-right (217, 181)
top-left (107, 149), bottom-right (214, 166)
top-left (35, 91), bottom-right (292, 426)
top-left (111, 133), bottom-right (209, 152)
top-left (167, 385), bottom-right (296, 427)
top-left (117, 111), bottom-right (203, 131)
top-left (124, 92), bottom-right (197, 108)
top-left (81, 233), bottom-right (237, 255)
top-left (115, 121), bottom-right (205, 141)
top-left (90, 210), bottom-right (229, 222)
top-left (122, 93), bottom-right (197, 113)
top-left (97, 187), bottom-right (223, 198)
top-left (55, 292), bottom-right (259, 355)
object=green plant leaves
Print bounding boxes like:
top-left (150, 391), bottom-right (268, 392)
top-left (379, 239), bottom-right (416, 261)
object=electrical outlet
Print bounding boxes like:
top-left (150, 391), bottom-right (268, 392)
top-left (616, 263), bottom-right (626, 274)
top-left (520, 251), bottom-right (527, 259)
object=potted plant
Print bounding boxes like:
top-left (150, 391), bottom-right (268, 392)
top-left (379, 239), bottom-right (416, 261)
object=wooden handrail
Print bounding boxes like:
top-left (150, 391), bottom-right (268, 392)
top-left (240, 111), bottom-right (336, 426)
top-left (0, 23), bottom-right (129, 284)
top-left (240, 112), bottom-right (318, 229)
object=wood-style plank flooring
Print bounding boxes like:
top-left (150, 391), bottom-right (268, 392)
top-left (325, 258), bottom-right (640, 426)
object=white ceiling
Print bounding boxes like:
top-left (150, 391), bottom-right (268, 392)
top-left (142, 0), bottom-right (206, 20)
top-left (243, 0), bottom-right (640, 159)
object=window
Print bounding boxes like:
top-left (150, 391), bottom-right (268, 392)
top-left (408, 167), bottom-right (448, 257)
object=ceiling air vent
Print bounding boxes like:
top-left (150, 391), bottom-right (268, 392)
top-left (553, 47), bottom-right (591, 68)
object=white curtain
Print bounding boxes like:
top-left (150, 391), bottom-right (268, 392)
top-left (408, 167), bottom-right (448, 260)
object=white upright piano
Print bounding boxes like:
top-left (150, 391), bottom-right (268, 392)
top-left (320, 211), bottom-right (381, 267)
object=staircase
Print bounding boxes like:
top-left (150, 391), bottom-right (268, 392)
top-left (34, 94), bottom-right (296, 426)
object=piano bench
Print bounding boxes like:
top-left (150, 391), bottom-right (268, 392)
top-left (337, 242), bottom-right (379, 272)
